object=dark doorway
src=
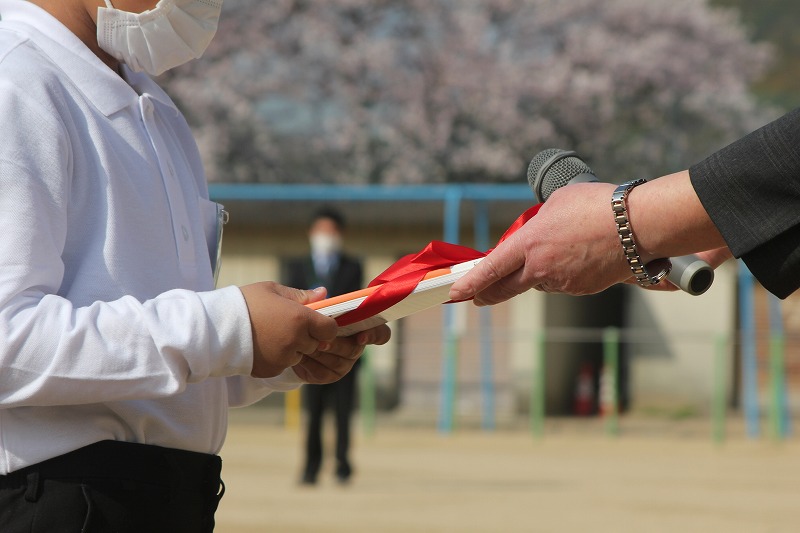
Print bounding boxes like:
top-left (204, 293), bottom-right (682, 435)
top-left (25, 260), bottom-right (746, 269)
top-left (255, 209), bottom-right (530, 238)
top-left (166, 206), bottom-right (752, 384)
top-left (543, 285), bottom-right (627, 415)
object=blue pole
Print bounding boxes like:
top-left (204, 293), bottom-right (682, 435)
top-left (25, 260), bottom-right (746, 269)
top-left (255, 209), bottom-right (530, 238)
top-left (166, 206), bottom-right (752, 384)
top-left (474, 200), bottom-right (495, 431)
top-left (738, 261), bottom-right (760, 438)
top-left (438, 187), bottom-right (462, 433)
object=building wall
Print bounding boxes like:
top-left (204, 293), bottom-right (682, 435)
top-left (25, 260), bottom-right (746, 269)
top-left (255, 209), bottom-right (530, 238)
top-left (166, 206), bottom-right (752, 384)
top-left (216, 217), bottom-right (740, 418)
top-left (626, 261), bottom-right (737, 414)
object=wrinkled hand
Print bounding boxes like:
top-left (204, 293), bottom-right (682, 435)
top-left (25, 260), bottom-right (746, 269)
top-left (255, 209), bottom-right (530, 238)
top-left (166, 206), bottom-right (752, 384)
top-left (449, 171), bottom-right (730, 304)
top-left (293, 325), bottom-right (391, 384)
top-left (450, 183), bottom-right (627, 304)
top-left (448, 179), bottom-right (733, 304)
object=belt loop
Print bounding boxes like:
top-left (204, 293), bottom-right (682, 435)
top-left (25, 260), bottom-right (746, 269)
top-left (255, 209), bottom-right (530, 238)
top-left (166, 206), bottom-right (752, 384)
top-left (216, 479), bottom-right (225, 504)
top-left (24, 471), bottom-right (40, 502)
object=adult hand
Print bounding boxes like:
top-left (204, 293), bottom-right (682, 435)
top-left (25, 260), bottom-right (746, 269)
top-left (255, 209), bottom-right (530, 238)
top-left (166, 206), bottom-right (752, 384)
top-left (450, 183), bottom-right (628, 305)
top-left (449, 171), bottom-right (729, 304)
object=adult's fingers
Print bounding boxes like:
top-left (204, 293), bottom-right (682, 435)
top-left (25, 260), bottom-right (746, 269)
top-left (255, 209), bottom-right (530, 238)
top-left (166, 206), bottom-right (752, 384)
top-left (449, 237), bottom-right (526, 302)
top-left (470, 266), bottom-right (529, 307)
top-left (695, 247), bottom-right (733, 269)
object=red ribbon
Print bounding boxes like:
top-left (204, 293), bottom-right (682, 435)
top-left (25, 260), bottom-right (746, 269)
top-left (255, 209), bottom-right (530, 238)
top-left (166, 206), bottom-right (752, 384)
top-left (336, 203), bottom-right (543, 327)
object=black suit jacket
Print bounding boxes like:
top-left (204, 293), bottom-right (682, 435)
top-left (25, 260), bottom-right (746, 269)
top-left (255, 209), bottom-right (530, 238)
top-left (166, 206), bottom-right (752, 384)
top-left (283, 254), bottom-right (363, 369)
top-left (283, 253), bottom-right (363, 299)
top-left (690, 107), bottom-right (800, 298)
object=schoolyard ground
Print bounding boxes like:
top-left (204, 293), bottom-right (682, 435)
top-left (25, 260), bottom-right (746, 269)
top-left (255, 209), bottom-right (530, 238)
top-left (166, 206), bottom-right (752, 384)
top-left (216, 408), bottom-right (800, 533)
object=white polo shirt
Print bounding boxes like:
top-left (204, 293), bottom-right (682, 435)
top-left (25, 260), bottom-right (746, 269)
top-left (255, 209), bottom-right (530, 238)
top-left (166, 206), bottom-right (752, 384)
top-left (0, 0), bottom-right (300, 474)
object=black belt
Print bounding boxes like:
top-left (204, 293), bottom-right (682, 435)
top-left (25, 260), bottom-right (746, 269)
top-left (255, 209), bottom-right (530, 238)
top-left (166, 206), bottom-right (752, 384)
top-left (0, 440), bottom-right (222, 495)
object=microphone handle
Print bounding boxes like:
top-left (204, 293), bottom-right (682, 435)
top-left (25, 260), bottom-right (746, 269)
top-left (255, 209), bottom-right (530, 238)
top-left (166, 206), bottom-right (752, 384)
top-left (666, 254), bottom-right (714, 296)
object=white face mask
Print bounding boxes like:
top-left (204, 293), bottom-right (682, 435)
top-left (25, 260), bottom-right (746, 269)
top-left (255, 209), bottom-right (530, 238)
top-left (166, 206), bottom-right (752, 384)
top-left (97, 0), bottom-right (223, 76)
top-left (310, 233), bottom-right (342, 257)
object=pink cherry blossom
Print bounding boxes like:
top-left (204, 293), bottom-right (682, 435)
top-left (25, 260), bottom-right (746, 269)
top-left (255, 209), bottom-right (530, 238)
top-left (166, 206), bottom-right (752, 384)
top-left (161, 0), bottom-right (775, 184)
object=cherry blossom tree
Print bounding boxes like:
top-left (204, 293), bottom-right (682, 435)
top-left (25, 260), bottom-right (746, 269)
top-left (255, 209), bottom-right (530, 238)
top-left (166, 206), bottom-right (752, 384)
top-left (161, 0), bottom-right (774, 184)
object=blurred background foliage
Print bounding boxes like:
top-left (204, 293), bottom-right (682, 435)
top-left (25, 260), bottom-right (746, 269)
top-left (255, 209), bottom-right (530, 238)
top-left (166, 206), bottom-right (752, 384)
top-left (161, 0), bottom-right (794, 185)
top-left (713, 0), bottom-right (800, 111)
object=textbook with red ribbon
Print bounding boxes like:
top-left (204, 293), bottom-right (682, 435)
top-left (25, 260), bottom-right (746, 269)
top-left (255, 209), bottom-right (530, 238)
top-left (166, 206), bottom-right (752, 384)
top-left (308, 257), bottom-right (484, 337)
top-left (307, 203), bottom-right (542, 336)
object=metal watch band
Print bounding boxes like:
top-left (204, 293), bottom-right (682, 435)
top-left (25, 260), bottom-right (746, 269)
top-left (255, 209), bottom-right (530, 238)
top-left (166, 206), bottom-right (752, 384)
top-left (611, 179), bottom-right (671, 287)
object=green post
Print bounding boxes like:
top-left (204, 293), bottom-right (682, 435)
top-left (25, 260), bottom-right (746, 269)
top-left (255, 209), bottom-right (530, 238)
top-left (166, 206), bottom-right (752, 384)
top-left (766, 292), bottom-right (790, 439)
top-left (602, 327), bottom-right (620, 437)
top-left (531, 331), bottom-right (546, 439)
top-left (712, 334), bottom-right (727, 445)
top-left (769, 333), bottom-right (787, 441)
top-left (438, 323), bottom-right (459, 433)
top-left (359, 349), bottom-right (377, 438)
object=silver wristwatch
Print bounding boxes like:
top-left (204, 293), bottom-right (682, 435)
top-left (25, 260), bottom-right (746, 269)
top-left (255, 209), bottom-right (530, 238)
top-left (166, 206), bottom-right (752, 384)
top-left (611, 179), bottom-right (671, 287)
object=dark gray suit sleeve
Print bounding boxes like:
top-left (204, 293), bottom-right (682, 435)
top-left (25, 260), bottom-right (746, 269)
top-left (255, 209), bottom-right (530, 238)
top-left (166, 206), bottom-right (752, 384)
top-left (689, 108), bottom-right (800, 298)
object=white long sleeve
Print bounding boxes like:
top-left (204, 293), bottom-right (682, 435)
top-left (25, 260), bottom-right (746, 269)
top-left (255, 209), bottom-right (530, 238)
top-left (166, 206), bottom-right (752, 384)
top-left (0, 1), bottom-right (297, 474)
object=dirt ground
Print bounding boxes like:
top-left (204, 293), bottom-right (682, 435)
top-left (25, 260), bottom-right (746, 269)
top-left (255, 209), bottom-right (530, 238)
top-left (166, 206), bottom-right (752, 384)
top-left (215, 409), bottom-right (800, 533)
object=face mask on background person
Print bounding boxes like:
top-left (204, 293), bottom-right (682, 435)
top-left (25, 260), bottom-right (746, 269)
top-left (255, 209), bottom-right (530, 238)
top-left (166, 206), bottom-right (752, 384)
top-left (310, 233), bottom-right (342, 257)
top-left (97, 0), bottom-right (224, 76)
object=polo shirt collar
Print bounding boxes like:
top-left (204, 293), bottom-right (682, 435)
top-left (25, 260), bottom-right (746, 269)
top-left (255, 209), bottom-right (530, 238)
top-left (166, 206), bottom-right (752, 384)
top-left (0, 0), bottom-right (179, 117)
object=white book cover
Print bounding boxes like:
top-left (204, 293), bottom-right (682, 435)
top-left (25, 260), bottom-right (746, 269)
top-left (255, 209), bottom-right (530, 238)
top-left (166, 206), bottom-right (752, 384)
top-left (308, 258), bottom-right (482, 337)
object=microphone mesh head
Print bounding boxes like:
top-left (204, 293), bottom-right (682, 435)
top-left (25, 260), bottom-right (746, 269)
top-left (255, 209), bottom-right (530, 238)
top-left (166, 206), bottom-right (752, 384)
top-left (527, 149), bottom-right (594, 202)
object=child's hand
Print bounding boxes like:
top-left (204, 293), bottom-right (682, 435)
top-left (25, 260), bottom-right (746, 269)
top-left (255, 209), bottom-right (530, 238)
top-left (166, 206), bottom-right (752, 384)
top-left (239, 282), bottom-right (391, 383)
top-left (240, 282), bottom-right (338, 378)
top-left (293, 325), bottom-right (391, 384)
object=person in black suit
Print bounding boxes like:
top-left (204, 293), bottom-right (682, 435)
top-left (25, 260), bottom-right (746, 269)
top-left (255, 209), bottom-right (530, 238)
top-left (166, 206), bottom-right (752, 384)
top-left (284, 207), bottom-right (364, 485)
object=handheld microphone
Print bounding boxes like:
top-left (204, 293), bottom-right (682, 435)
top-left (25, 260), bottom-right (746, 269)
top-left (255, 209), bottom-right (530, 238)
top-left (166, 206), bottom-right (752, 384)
top-left (527, 148), bottom-right (714, 296)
